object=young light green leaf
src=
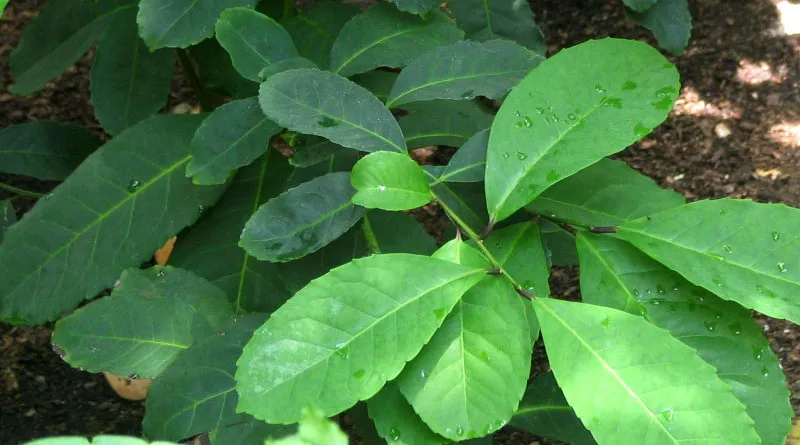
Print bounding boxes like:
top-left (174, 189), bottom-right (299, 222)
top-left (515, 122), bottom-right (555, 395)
top-left (0, 200), bottom-right (16, 245)
top-left (235, 254), bottom-right (486, 423)
top-left (510, 373), bottom-right (595, 445)
top-left (0, 121), bottom-right (101, 180)
top-left (215, 8), bottom-right (298, 81)
top-left (52, 266), bottom-right (232, 378)
top-left (400, 100), bottom-right (492, 149)
top-left (386, 40), bottom-right (541, 107)
top-left (623, 0), bottom-right (659, 12)
top-left (353, 71), bottom-right (400, 103)
top-left (9, 0), bottom-right (136, 95)
top-left (187, 97), bottom-right (281, 185)
top-left (533, 298), bottom-right (760, 444)
top-left (22, 437), bottom-right (180, 445)
top-left (209, 417), bottom-right (294, 445)
top-left (362, 210), bottom-right (436, 255)
top-left (367, 383), bottom-right (448, 445)
top-left (577, 233), bottom-right (793, 445)
top-left (448, 0), bottom-right (546, 55)
top-left (330, 3), bottom-right (464, 77)
top-left (628, 0), bottom-right (692, 56)
top-left (171, 151), bottom-right (293, 314)
top-left (384, 0), bottom-right (440, 15)
top-left (351, 152), bottom-right (432, 210)
top-left (0, 0), bottom-right (8, 18)
top-left (189, 39), bottom-right (259, 99)
top-left (137, 0), bottom-right (257, 49)
top-left (281, 1), bottom-right (360, 68)
top-left (618, 198), bottom-right (800, 324)
top-left (527, 158), bottom-right (685, 227)
top-left (485, 38), bottom-right (679, 223)
top-left (0, 115), bottom-right (226, 325)
top-left (240, 172), bottom-right (366, 262)
top-left (90, 9), bottom-right (174, 135)
top-left (436, 129), bottom-right (488, 183)
top-left (483, 222), bottom-right (550, 298)
top-left (260, 69), bottom-right (407, 153)
top-left (265, 407), bottom-right (348, 445)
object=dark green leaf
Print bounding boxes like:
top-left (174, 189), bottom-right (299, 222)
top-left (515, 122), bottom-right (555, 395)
top-left (623, 0), bottom-right (659, 12)
top-left (0, 200), bottom-right (16, 245)
top-left (400, 100), bottom-right (492, 149)
top-left (484, 222), bottom-right (549, 297)
top-left (330, 3), bottom-right (464, 77)
top-left (432, 181), bottom-right (488, 235)
top-left (258, 57), bottom-right (318, 81)
top-left (362, 210), bottom-right (436, 255)
top-left (436, 129), bottom-right (488, 183)
top-left (286, 149), bottom-right (359, 187)
top-left (287, 136), bottom-right (341, 168)
top-left (0, 121), bottom-right (101, 180)
top-left (539, 220), bottom-right (577, 267)
top-left (0, 115), bottom-right (226, 325)
top-left (352, 71), bottom-right (399, 103)
top-left (384, 0), bottom-right (440, 15)
top-left (448, 0), bottom-right (546, 55)
top-left (189, 39), bottom-right (259, 98)
top-left (282, 1), bottom-right (360, 68)
top-left (628, 0), bottom-right (692, 56)
top-left (351, 152), bottom-right (432, 210)
top-left (348, 402), bottom-right (385, 445)
top-left (367, 383), bottom-right (447, 445)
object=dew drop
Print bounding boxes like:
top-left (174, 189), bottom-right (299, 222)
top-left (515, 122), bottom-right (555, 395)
top-left (728, 321), bottom-right (742, 335)
top-left (317, 117), bottom-right (338, 127)
top-left (523, 116), bottom-right (533, 127)
top-left (777, 262), bottom-right (788, 273)
top-left (567, 113), bottom-right (577, 121)
top-left (771, 231), bottom-right (780, 241)
top-left (601, 316), bottom-right (611, 327)
top-left (550, 114), bottom-right (559, 122)
top-left (44, 193), bottom-right (54, 200)
top-left (522, 280), bottom-right (536, 293)
top-left (420, 369), bottom-right (427, 379)
top-left (753, 346), bottom-right (763, 360)
top-left (656, 284), bottom-right (666, 294)
top-left (704, 321), bottom-right (717, 332)
top-left (516, 152), bottom-right (528, 161)
top-left (197, 204), bottom-right (205, 212)
top-left (711, 278), bottom-right (723, 287)
top-left (622, 80), bottom-right (637, 90)
top-left (461, 90), bottom-right (475, 99)
top-left (502, 153), bottom-right (510, 159)
top-left (633, 123), bottom-right (649, 138)
top-left (127, 179), bottom-right (141, 193)
top-left (650, 299), bottom-right (662, 305)
top-left (128, 373), bottom-right (139, 380)
top-left (378, 185), bottom-right (387, 191)
top-left (156, 269), bottom-right (166, 278)
top-left (761, 366), bottom-right (770, 378)
top-left (514, 121), bottom-right (524, 128)
top-left (594, 84), bottom-right (607, 93)
top-left (633, 289), bottom-right (640, 296)
top-left (456, 426), bottom-right (464, 436)
top-left (661, 408), bottom-right (674, 422)
top-left (546, 170), bottom-right (561, 181)
top-left (723, 244), bottom-right (732, 253)
top-left (603, 97), bottom-right (622, 109)
top-left (335, 343), bottom-right (350, 359)
top-left (515, 111), bottom-right (522, 118)
top-left (389, 427), bottom-right (401, 441)
top-left (353, 369), bottom-right (365, 379)
top-left (535, 107), bottom-right (545, 115)
top-left (480, 351), bottom-right (490, 362)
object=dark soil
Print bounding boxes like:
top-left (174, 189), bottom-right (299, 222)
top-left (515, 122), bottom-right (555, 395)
top-left (1, 0), bottom-right (799, 443)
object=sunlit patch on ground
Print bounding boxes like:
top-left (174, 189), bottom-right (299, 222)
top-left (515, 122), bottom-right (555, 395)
top-left (775, 0), bottom-right (800, 35)
top-left (769, 121), bottom-right (800, 149)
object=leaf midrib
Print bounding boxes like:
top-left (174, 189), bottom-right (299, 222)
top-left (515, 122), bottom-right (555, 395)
top-left (333, 24), bottom-right (427, 75)
top-left (387, 69), bottom-right (529, 108)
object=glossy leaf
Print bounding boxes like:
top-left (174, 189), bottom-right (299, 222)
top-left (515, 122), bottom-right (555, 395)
top-left (189, 39), bottom-right (258, 98)
top-left (367, 383), bottom-right (447, 445)
top-left (623, 0), bottom-right (659, 11)
top-left (628, 0), bottom-right (692, 56)
top-left (0, 121), bottom-right (101, 180)
top-left (9, 0), bottom-right (135, 95)
top-left (436, 129), bottom-right (488, 183)
top-left (400, 100), bottom-right (492, 149)
top-left (52, 266), bottom-right (232, 378)
top-left (385, 0), bottom-right (439, 15)
top-left (432, 181), bottom-right (489, 235)
top-left (386, 40), bottom-right (541, 107)
top-left (351, 152), bottom-right (432, 210)
top-left (215, 8), bottom-right (298, 81)
top-left (137, 0), bottom-right (258, 49)
top-left (527, 158), bottom-right (685, 227)
top-left (90, 9), bottom-right (174, 135)
top-left (187, 97), bottom-right (281, 185)
top-left (539, 220), bottom-right (578, 267)
top-left (171, 151), bottom-right (292, 314)
top-left (485, 38), bottom-right (679, 222)
top-left (484, 222), bottom-right (550, 298)
top-left (209, 417), bottom-right (294, 445)
top-left (0, 200), bottom-right (16, 245)
top-left (353, 71), bottom-right (399, 103)
top-left (330, 3), bottom-right (463, 77)
top-left (448, 0), bottom-right (546, 55)
top-left (260, 69), bottom-right (407, 153)
top-left (286, 148), bottom-right (359, 188)
top-left (240, 172), bottom-right (366, 262)
top-left (235, 254), bottom-right (486, 423)
top-left (533, 298), bottom-right (760, 444)
top-left (0, 115), bottom-right (226, 325)
top-left (265, 407), bottom-right (348, 445)
top-left (282, 1), bottom-right (360, 68)
top-left (362, 210), bottom-right (436, 255)
top-left (578, 233), bottom-right (793, 445)
top-left (258, 57), bottom-right (318, 81)
top-left (618, 198), bottom-right (800, 324)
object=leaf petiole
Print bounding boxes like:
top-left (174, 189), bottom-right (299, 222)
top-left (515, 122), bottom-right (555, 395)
top-left (0, 182), bottom-right (46, 198)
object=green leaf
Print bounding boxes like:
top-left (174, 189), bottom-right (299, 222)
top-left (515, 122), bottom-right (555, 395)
top-left (215, 8), bottom-right (298, 81)
top-left (282, 1), bottom-right (360, 68)
top-left (0, 121), bottom-right (101, 180)
top-left (628, 0), bottom-right (692, 56)
top-left (400, 100), bottom-right (492, 149)
top-left (398, 239), bottom-right (532, 440)
top-left (330, 3), bottom-right (464, 77)
top-left (539, 220), bottom-right (578, 267)
top-left (9, 0), bottom-right (136, 95)
top-left (436, 129), bottom-right (488, 183)
top-left (288, 136), bottom-right (341, 168)
top-left (0, 0), bottom-right (8, 18)
top-left (286, 149), bottom-right (359, 188)
top-left (52, 266), bottom-right (232, 378)
top-left (510, 373), bottom-right (595, 445)
top-left (623, 0), bottom-right (659, 12)
top-left (362, 210), bottom-right (436, 255)
top-left (240, 172), bottom-right (366, 262)
top-left (171, 151), bottom-right (292, 314)
top-left (367, 383), bottom-right (447, 445)
top-left (209, 417), bottom-right (294, 445)
top-left (353, 71), bottom-right (400, 103)
top-left (137, 0), bottom-right (258, 49)
top-left (260, 69), bottom-right (407, 153)
top-left (235, 254), bottom-right (486, 422)
top-left (485, 38), bottom-right (679, 222)
top-left (143, 314), bottom-right (267, 441)
top-left (448, 0), bottom-right (546, 55)
top-left (532, 298), bottom-right (760, 444)
top-left (577, 233), bottom-right (793, 445)
top-left (527, 158), bottom-right (685, 227)
top-left (189, 39), bottom-right (259, 99)
top-left (0, 115), bottom-right (226, 325)
top-left (258, 57), bottom-right (318, 81)
top-left (484, 222), bottom-right (550, 298)
top-left (0, 200), bottom-right (16, 245)
top-left (187, 97), bottom-right (281, 185)
top-left (90, 9), bottom-right (174, 135)
top-left (618, 198), bottom-right (800, 324)
top-left (351, 152), bottom-right (432, 210)
top-left (386, 40), bottom-right (541, 108)
top-left (21, 437), bottom-right (180, 445)
top-left (384, 0), bottom-right (440, 15)
top-left (431, 181), bottom-right (488, 235)
top-left (265, 407), bottom-right (348, 445)
top-left (348, 402), bottom-right (385, 445)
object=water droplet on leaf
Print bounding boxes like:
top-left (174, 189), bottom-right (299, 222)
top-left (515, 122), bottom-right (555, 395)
top-left (516, 152), bottom-right (528, 160)
top-left (535, 107), bottom-right (545, 114)
top-left (661, 408), bottom-right (674, 422)
top-left (723, 245), bottom-right (732, 253)
top-left (502, 153), bottom-right (510, 159)
top-left (127, 180), bottom-right (140, 193)
top-left (761, 366), bottom-right (769, 378)
top-left (378, 185), bottom-right (387, 191)
top-left (456, 427), bottom-right (464, 436)
top-left (461, 90), bottom-right (475, 99)
top-left (601, 316), bottom-right (611, 327)
top-left (523, 116), bottom-right (533, 127)
top-left (156, 269), bottom-right (166, 278)
top-left (633, 123), bottom-right (649, 138)
top-left (623, 80), bottom-right (637, 90)
top-left (389, 427), bottom-right (401, 441)
top-left (728, 322), bottom-right (742, 335)
top-left (335, 343), bottom-right (349, 359)
top-left (594, 85), bottom-right (606, 93)
top-left (318, 117), bottom-right (338, 127)
top-left (353, 369), bottom-right (365, 379)
top-left (777, 262), bottom-right (788, 273)
top-left (704, 321), bottom-right (717, 332)
top-left (603, 98), bottom-right (622, 109)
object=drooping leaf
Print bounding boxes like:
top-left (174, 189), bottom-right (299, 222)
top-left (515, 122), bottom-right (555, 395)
top-left (171, 151), bottom-right (292, 314)
top-left (260, 69), bottom-right (407, 153)
top-left (235, 254), bottom-right (486, 422)
top-left (367, 383), bottom-right (447, 445)
top-left (187, 97), bottom-right (281, 185)
top-left (0, 115), bottom-right (226, 325)
top-left (362, 210), bottom-right (436, 255)
top-left (52, 266), bottom-right (232, 378)
top-left (448, 0), bottom-right (546, 55)
top-left (386, 40), bottom-right (541, 108)
top-left (240, 172), bottom-right (366, 262)
top-left (265, 407), bottom-right (348, 445)
top-left (485, 38), bottom-right (679, 223)
top-left (209, 417), bottom-right (294, 445)
top-left (351, 152), bottom-right (432, 211)
top-left (436, 129), bottom-right (488, 183)
top-left (398, 239), bottom-right (531, 440)
top-left (527, 158), bottom-right (685, 227)
top-left (330, 3), bottom-right (464, 77)
top-left (577, 233), bottom-right (793, 445)
top-left (532, 298), bottom-right (760, 444)
top-left (215, 8), bottom-right (298, 81)
top-left (0, 200), bottom-right (16, 244)
top-left (628, 0), bottom-right (692, 56)
top-left (384, 0), bottom-right (440, 16)
top-left (539, 220), bottom-right (578, 267)
top-left (137, 0), bottom-right (258, 49)
top-left (90, 8), bottom-right (174, 135)
top-left (189, 39), bottom-right (259, 98)
top-left (431, 181), bottom-right (488, 235)
top-left (618, 198), bottom-right (800, 324)
top-left (9, 0), bottom-right (135, 95)
top-left (0, 121), bottom-right (101, 180)
top-left (282, 1), bottom-right (360, 68)
top-left (623, 0), bottom-right (659, 12)
top-left (353, 71), bottom-right (400, 102)
top-left (400, 100), bottom-right (492, 149)
top-left (510, 373), bottom-right (595, 445)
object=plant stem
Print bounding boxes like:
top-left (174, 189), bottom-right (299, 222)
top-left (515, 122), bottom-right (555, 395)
top-left (537, 214), bottom-right (617, 235)
top-left (282, 0), bottom-right (295, 19)
top-left (176, 49), bottom-right (212, 112)
top-left (0, 182), bottom-right (45, 198)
